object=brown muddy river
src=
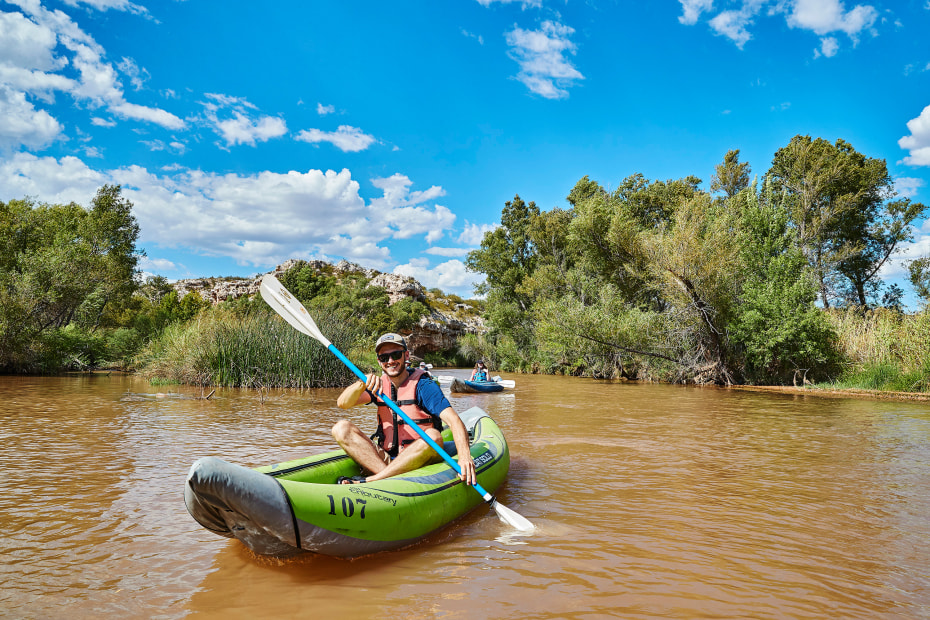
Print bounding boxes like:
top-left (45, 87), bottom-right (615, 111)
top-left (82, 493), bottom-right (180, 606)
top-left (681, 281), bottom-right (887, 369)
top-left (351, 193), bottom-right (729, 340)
top-left (1, 372), bottom-right (929, 619)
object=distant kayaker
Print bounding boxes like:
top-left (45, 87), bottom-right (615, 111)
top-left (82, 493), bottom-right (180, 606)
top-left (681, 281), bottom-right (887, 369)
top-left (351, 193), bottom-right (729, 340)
top-left (470, 360), bottom-right (489, 382)
top-left (418, 361), bottom-right (433, 378)
top-left (333, 333), bottom-right (476, 486)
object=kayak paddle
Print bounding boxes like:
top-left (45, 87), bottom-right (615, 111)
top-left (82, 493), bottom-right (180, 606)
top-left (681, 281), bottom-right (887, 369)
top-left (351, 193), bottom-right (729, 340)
top-left (259, 274), bottom-right (534, 532)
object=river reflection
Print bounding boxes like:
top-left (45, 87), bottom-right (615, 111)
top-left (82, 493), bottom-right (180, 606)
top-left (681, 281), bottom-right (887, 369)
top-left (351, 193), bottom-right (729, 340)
top-left (0, 373), bottom-right (928, 618)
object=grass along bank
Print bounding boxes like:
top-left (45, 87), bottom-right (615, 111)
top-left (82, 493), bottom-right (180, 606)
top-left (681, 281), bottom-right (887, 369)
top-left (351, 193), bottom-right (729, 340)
top-left (135, 306), bottom-right (362, 389)
top-left (819, 308), bottom-right (930, 393)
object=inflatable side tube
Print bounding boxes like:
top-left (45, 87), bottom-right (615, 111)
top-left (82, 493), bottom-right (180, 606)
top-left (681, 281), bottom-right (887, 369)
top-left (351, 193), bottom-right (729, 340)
top-left (185, 456), bottom-right (300, 556)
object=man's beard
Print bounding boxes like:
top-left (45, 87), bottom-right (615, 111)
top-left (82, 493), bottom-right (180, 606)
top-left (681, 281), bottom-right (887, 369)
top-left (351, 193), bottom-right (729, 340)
top-left (383, 363), bottom-right (405, 378)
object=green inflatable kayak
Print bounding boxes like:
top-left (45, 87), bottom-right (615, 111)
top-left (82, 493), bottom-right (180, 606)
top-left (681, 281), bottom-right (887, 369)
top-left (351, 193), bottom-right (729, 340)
top-left (184, 406), bottom-right (510, 558)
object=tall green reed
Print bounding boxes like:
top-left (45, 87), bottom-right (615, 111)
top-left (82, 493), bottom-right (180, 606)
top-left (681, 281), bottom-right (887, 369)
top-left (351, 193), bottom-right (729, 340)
top-left (823, 307), bottom-right (930, 392)
top-left (136, 307), bottom-right (363, 388)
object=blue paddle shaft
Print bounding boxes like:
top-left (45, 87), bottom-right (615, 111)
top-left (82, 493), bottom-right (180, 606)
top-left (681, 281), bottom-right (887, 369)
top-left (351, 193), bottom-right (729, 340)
top-left (328, 344), bottom-right (494, 500)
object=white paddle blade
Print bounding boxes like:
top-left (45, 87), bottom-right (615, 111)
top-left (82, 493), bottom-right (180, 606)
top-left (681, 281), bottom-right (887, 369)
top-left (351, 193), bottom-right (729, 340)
top-left (436, 375), bottom-right (455, 383)
top-left (260, 275), bottom-right (331, 347)
top-left (497, 380), bottom-right (516, 389)
top-left (492, 500), bottom-right (535, 531)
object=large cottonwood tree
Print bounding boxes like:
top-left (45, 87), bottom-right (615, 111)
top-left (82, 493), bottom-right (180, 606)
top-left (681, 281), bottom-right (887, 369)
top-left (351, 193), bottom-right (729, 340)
top-left (767, 135), bottom-right (926, 308)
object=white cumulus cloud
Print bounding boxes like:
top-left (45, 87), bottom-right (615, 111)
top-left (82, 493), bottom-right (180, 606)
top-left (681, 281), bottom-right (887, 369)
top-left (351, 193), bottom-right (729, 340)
top-left (899, 104), bottom-right (930, 167)
top-left (60, 0), bottom-right (148, 16)
top-left (709, 9), bottom-right (755, 48)
top-left (368, 174), bottom-right (453, 244)
top-left (679, 0), bottom-right (879, 54)
top-left (112, 101), bottom-right (185, 130)
top-left (139, 256), bottom-right (178, 272)
top-left (505, 20), bottom-right (584, 99)
top-left (678, 0), bottom-right (715, 25)
top-left (393, 258), bottom-right (480, 296)
top-left (815, 36), bottom-right (840, 58)
top-left (476, 0), bottom-right (542, 8)
top-left (296, 125), bottom-right (376, 152)
top-left (0, 9), bottom-right (64, 72)
top-left (786, 0), bottom-right (877, 38)
top-left (426, 247), bottom-right (470, 257)
top-left (0, 84), bottom-right (62, 150)
top-left (0, 152), bottom-right (459, 272)
top-left (0, 1), bottom-right (184, 146)
top-left (200, 93), bottom-right (287, 147)
top-left (894, 176), bottom-right (925, 198)
top-left (458, 221), bottom-right (497, 246)
top-left (214, 112), bottom-right (287, 147)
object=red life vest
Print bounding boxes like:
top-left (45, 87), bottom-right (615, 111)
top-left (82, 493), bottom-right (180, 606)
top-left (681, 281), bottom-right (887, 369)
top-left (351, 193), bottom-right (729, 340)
top-left (372, 368), bottom-right (442, 458)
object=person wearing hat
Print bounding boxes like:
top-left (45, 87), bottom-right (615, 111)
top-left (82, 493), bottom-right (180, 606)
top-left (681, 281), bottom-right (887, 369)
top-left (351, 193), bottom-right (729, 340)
top-left (333, 333), bottom-right (476, 486)
top-left (418, 361), bottom-right (433, 379)
top-left (470, 360), bottom-right (489, 382)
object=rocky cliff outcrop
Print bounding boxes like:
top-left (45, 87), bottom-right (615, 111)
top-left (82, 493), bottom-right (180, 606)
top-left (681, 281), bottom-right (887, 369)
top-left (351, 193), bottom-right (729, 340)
top-left (368, 272), bottom-right (425, 304)
top-left (405, 312), bottom-right (480, 357)
top-left (172, 260), bottom-right (483, 355)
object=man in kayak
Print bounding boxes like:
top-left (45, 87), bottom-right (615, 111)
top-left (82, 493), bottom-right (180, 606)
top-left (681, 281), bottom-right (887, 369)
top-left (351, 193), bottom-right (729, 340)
top-left (334, 333), bottom-right (476, 486)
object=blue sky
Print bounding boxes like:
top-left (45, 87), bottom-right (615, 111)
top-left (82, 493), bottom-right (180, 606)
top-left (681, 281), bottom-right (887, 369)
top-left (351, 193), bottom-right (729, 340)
top-left (2, 0), bottom-right (929, 302)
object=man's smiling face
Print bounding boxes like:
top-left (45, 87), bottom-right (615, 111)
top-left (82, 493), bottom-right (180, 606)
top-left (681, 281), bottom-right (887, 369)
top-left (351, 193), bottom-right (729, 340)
top-left (377, 344), bottom-right (408, 378)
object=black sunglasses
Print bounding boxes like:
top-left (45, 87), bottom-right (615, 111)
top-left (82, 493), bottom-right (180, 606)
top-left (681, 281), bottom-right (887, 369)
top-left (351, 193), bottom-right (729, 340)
top-left (377, 350), bottom-right (405, 363)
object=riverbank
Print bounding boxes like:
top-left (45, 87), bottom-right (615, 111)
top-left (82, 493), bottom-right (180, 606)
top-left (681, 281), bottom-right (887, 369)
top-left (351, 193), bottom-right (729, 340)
top-left (40, 369), bottom-right (930, 403)
top-left (728, 384), bottom-right (930, 402)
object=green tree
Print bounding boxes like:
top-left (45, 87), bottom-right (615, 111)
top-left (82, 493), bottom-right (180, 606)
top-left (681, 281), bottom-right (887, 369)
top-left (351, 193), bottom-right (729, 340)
top-left (125, 289), bottom-right (210, 340)
top-left (81, 185), bottom-right (143, 328)
top-left (727, 178), bottom-right (837, 383)
top-left (466, 194), bottom-right (539, 309)
top-left (466, 194), bottom-right (540, 343)
top-left (524, 206), bottom-right (585, 302)
top-left (908, 257), bottom-right (930, 303)
top-left (835, 191), bottom-right (926, 307)
top-left (880, 284), bottom-right (905, 312)
top-left (390, 297), bottom-right (430, 332)
top-left (279, 261), bottom-right (337, 303)
top-left (566, 175), bottom-right (607, 208)
top-left (567, 174), bottom-right (703, 309)
top-left (567, 177), bottom-right (649, 305)
top-left (614, 173), bottom-right (701, 229)
top-left (537, 174), bottom-right (744, 383)
top-left (637, 191), bottom-right (742, 384)
top-left (0, 186), bottom-right (142, 371)
top-left (139, 275), bottom-right (174, 304)
top-left (767, 135), bottom-right (922, 308)
top-left (710, 149), bottom-right (751, 199)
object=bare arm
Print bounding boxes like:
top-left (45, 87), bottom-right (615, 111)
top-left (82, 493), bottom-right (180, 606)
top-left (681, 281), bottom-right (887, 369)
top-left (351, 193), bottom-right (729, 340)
top-left (336, 374), bottom-right (379, 409)
top-left (439, 406), bottom-right (476, 485)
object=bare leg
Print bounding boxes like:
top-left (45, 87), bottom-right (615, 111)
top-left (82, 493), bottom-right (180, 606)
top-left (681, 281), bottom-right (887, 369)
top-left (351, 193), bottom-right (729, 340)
top-left (363, 429), bottom-right (444, 482)
top-left (332, 419), bottom-right (389, 477)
